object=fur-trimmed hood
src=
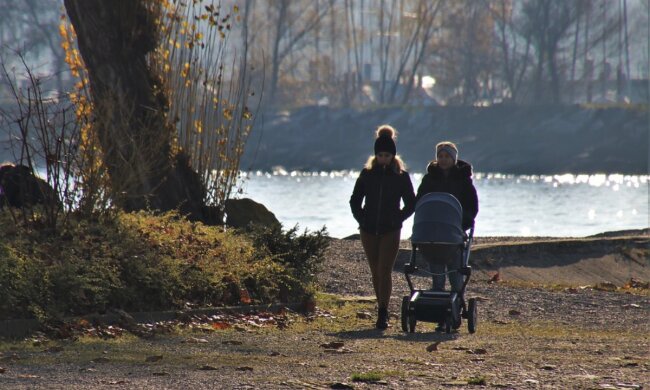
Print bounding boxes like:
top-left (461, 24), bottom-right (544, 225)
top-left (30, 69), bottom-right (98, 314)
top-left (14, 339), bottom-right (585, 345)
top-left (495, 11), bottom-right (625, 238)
top-left (425, 159), bottom-right (474, 179)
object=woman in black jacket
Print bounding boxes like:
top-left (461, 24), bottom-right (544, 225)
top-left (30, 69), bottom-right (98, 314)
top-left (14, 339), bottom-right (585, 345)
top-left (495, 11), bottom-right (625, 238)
top-left (350, 125), bottom-right (416, 329)
top-left (416, 141), bottom-right (478, 320)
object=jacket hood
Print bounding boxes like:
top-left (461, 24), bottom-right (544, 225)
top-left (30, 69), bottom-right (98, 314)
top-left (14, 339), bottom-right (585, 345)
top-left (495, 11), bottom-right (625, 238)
top-left (426, 159), bottom-right (473, 179)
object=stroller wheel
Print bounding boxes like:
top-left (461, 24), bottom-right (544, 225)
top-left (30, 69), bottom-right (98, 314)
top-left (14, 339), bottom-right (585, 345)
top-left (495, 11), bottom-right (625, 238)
top-left (467, 298), bottom-right (478, 334)
top-left (451, 301), bottom-right (462, 330)
top-left (401, 296), bottom-right (410, 332)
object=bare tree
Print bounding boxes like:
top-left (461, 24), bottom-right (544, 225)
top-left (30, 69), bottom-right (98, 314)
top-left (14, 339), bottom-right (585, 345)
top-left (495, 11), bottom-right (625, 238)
top-left (0, 0), bottom-right (68, 93)
top-left (388, 0), bottom-right (443, 104)
top-left (264, 1), bottom-right (331, 102)
top-left (522, 0), bottom-right (588, 103)
top-left (491, 0), bottom-right (532, 103)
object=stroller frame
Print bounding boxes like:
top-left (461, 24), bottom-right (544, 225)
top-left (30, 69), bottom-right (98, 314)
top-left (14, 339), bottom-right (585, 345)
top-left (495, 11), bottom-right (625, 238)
top-left (400, 193), bottom-right (478, 334)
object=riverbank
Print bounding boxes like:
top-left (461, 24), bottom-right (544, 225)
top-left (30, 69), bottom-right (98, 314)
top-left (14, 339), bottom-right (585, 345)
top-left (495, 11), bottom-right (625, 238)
top-left (320, 229), bottom-right (650, 296)
top-left (241, 104), bottom-right (649, 174)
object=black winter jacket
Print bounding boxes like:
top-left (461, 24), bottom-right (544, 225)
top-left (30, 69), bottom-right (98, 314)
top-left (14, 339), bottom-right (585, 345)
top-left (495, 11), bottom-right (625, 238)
top-left (415, 159), bottom-right (479, 230)
top-left (350, 166), bottom-right (416, 235)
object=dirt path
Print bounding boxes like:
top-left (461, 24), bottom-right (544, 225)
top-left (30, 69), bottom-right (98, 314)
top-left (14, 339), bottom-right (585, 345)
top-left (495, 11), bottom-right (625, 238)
top-left (1, 233), bottom-right (649, 389)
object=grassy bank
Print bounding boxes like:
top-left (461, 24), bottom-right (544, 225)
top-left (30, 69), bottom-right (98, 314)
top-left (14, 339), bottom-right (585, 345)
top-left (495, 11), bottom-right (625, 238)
top-left (0, 210), bottom-right (328, 322)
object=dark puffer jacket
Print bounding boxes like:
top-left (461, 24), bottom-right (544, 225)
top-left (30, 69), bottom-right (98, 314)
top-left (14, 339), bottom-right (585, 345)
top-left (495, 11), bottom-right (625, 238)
top-left (350, 166), bottom-right (416, 235)
top-left (415, 159), bottom-right (479, 230)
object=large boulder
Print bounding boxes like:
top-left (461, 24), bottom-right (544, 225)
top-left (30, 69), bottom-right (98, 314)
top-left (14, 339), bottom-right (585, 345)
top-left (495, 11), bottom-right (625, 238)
top-left (224, 198), bottom-right (280, 230)
top-left (0, 163), bottom-right (60, 209)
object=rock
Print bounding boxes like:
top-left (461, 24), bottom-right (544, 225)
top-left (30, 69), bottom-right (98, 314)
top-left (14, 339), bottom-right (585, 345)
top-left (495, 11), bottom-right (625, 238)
top-left (0, 163), bottom-right (60, 209)
top-left (225, 198), bottom-right (280, 229)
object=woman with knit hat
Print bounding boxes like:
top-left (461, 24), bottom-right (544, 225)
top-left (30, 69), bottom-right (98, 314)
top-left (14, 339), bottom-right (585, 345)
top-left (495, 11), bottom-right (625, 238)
top-left (416, 141), bottom-right (478, 331)
top-left (349, 125), bottom-right (416, 330)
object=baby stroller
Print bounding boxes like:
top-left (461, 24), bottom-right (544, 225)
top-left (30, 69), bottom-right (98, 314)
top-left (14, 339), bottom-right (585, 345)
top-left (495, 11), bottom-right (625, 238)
top-left (400, 192), bottom-right (477, 334)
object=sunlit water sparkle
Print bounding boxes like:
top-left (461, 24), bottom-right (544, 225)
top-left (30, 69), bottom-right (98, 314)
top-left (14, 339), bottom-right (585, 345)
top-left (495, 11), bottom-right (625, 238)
top-left (236, 171), bottom-right (649, 239)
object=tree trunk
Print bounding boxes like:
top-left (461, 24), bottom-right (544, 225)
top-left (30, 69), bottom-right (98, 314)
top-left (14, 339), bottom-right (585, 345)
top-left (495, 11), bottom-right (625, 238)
top-left (270, 1), bottom-right (288, 102)
top-left (64, 0), bottom-right (206, 219)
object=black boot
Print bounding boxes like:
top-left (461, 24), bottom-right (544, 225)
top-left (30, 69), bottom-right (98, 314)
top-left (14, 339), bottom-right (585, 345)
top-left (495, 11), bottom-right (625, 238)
top-left (376, 307), bottom-right (389, 330)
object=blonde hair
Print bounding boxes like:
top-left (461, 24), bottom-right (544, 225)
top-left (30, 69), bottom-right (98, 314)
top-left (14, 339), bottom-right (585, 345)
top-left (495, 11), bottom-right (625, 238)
top-left (364, 155), bottom-right (407, 173)
top-left (365, 125), bottom-right (406, 173)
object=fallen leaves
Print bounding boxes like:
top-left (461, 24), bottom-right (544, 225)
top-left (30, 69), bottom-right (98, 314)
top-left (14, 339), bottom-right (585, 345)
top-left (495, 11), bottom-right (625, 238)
top-left (488, 272), bottom-right (501, 283)
top-left (623, 278), bottom-right (650, 289)
top-left (33, 308), bottom-right (296, 342)
top-left (211, 321), bottom-right (231, 330)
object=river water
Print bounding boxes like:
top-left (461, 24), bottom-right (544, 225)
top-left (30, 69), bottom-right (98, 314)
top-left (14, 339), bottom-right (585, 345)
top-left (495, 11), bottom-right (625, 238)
top-left (237, 171), bottom-right (649, 239)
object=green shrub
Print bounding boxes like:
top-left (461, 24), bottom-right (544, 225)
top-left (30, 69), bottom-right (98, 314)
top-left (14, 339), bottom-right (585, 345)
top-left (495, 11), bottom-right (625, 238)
top-left (0, 211), bottom-right (324, 321)
top-left (246, 224), bottom-right (329, 296)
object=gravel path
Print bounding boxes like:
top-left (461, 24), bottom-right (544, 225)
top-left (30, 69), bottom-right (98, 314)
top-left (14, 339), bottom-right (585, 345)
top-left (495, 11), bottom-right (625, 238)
top-left (319, 236), bottom-right (650, 331)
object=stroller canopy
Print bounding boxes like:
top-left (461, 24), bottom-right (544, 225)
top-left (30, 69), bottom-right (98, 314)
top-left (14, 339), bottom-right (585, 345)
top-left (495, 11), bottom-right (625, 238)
top-left (411, 192), bottom-right (464, 244)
